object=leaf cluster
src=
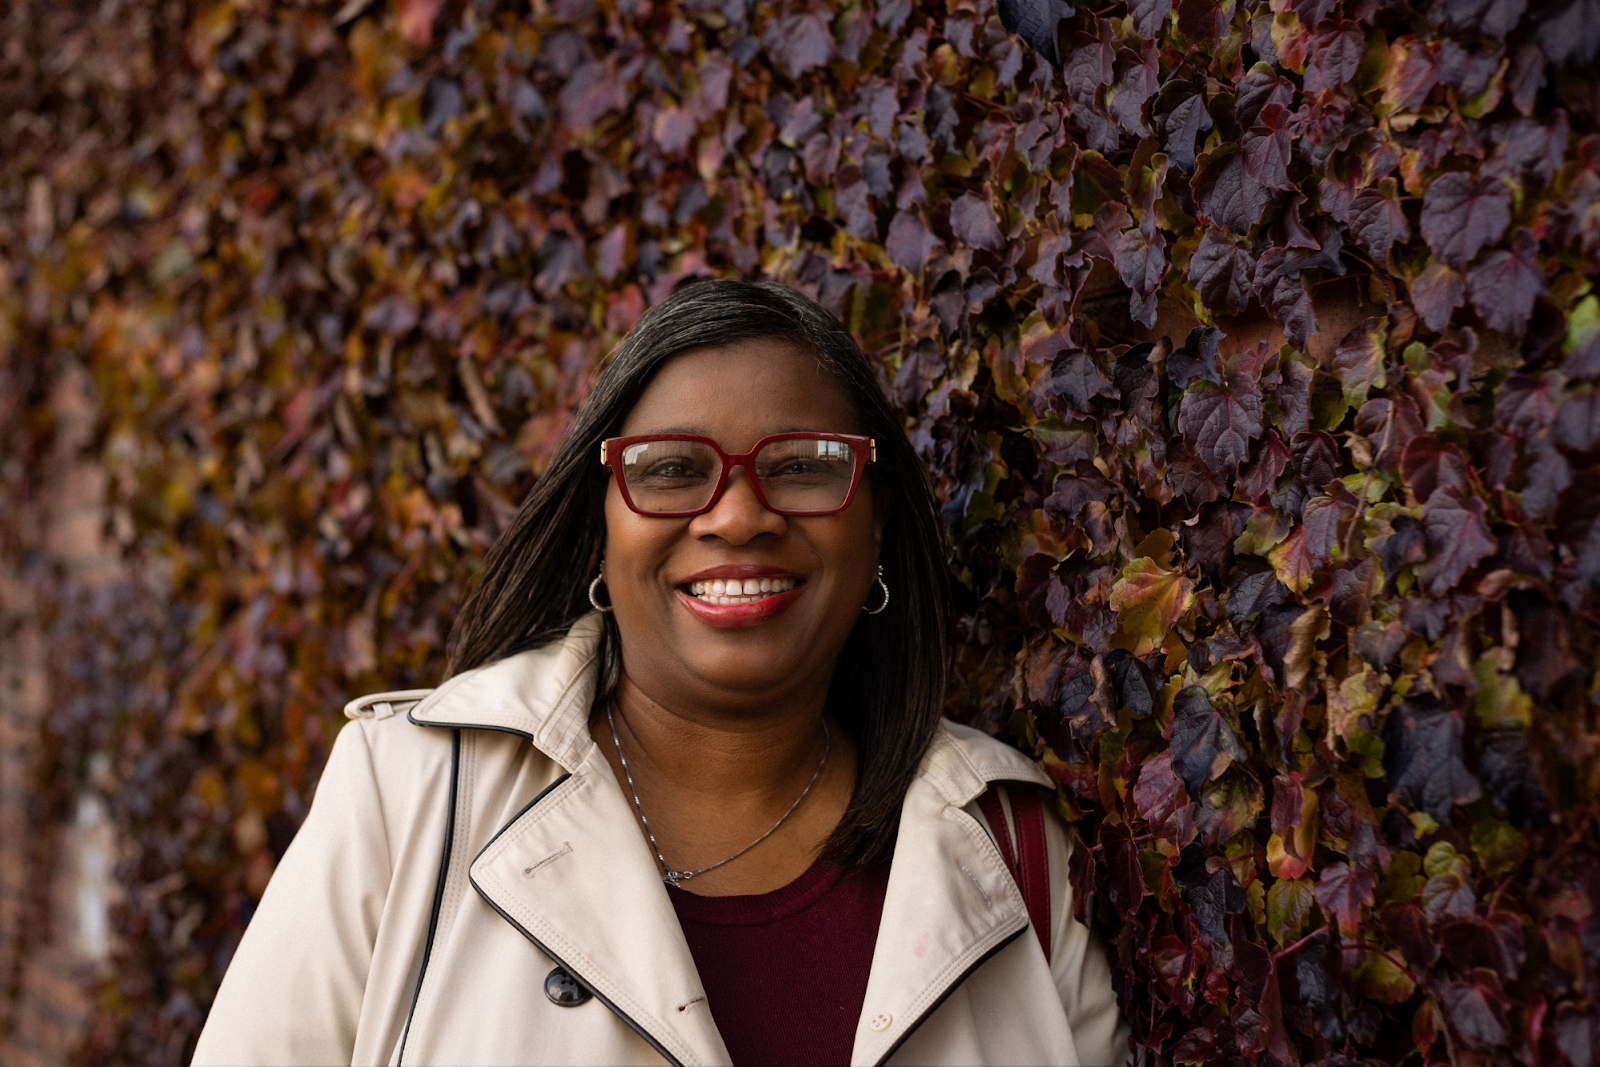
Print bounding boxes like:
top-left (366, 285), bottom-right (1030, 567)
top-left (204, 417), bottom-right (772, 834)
top-left (0, 0), bottom-right (1598, 1063)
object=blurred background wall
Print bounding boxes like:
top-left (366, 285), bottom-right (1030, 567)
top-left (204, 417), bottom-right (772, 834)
top-left (2, 0), bottom-right (1599, 1064)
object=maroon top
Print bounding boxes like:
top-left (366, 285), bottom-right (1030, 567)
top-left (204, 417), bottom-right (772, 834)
top-left (667, 857), bottom-right (891, 1066)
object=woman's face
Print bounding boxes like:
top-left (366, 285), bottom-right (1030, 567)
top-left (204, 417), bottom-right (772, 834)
top-left (602, 340), bottom-right (889, 711)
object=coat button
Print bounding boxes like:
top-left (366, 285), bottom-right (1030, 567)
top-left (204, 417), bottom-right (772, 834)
top-left (545, 966), bottom-right (592, 1006)
top-left (869, 1012), bottom-right (892, 1032)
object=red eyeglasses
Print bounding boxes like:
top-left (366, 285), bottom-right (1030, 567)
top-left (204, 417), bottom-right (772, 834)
top-left (600, 432), bottom-right (876, 517)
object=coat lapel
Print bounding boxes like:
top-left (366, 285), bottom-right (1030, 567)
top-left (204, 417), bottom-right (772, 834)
top-left (848, 764), bottom-right (1035, 1066)
top-left (469, 743), bottom-right (732, 1067)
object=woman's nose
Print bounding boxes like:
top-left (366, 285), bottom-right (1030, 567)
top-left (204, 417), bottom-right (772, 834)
top-left (688, 466), bottom-right (787, 543)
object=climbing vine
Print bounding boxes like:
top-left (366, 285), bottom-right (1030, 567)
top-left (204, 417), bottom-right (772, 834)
top-left (2, 0), bottom-right (1598, 1062)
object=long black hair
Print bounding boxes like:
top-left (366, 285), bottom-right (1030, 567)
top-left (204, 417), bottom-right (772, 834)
top-left (446, 279), bottom-right (952, 867)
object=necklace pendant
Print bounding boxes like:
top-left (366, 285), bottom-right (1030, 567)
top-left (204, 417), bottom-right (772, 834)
top-left (662, 870), bottom-right (686, 888)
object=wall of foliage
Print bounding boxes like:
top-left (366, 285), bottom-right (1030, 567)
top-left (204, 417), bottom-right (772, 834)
top-left (3, 0), bottom-right (1599, 1062)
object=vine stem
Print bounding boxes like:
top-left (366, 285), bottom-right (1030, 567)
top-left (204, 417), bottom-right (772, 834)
top-left (1272, 923), bottom-right (1332, 960)
top-left (1353, 941), bottom-right (1421, 985)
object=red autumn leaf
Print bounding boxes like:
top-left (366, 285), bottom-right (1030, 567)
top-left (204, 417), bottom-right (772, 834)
top-left (1442, 973), bottom-right (1512, 1052)
top-left (1271, 772), bottom-right (1304, 836)
top-left (1420, 171), bottom-right (1514, 270)
top-left (1129, 0), bottom-right (1172, 36)
top-left (1241, 102), bottom-right (1294, 192)
top-left (1101, 821), bottom-right (1147, 917)
top-left (1332, 319), bottom-right (1387, 405)
top-left (1347, 183), bottom-right (1411, 265)
top-left (1419, 485), bottom-right (1497, 595)
top-left (1040, 349), bottom-right (1115, 414)
top-left (1133, 750), bottom-right (1199, 850)
top-left (1107, 43), bottom-right (1159, 137)
top-left (1495, 371), bottom-right (1561, 439)
top-left (1383, 36), bottom-right (1441, 110)
top-left (950, 190), bottom-right (1004, 252)
top-left (1237, 431), bottom-right (1292, 501)
top-left (886, 210), bottom-right (941, 273)
top-left (1115, 228), bottom-right (1168, 295)
top-left (559, 60), bottom-right (629, 136)
top-left (1178, 373), bottom-right (1265, 475)
top-left (1467, 227), bottom-right (1548, 337)
top-left (397, 0), bottom-right (444, 46)
top-left (1410, 259), bottom-right (1465, 331)
top-left (1303, 20), bottom-right (1366, 92)
top-left (1187, 228), bottom-right (1257, 313)
top-left (1440, 911), bottom-right (1526, 980)
top-left (1152, 77), bottom-right (1212, 171)
top-left (1063, 20), bottom-right (1114, 103)
top-left (1192, 148), bottom-right (1275, 236)
top-left (1235, 68), bottom-right (1295, 130)
top-left (1558, 392), bottom-right (1600, 451)
top-left (1400, 436), bottom-right (1472, 500)
top-left (1315, 861), bottom-right (1376, 935)
top-left (1302, 495), bottom-right (1344, 567)
top-left (1293, 430), bottom-right (1342, 487)
top-left (762, 10), bottom-right (835, 79)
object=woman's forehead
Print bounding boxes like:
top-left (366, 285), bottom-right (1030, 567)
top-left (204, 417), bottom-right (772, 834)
top-left (619, 341), bottom-right (859, 437)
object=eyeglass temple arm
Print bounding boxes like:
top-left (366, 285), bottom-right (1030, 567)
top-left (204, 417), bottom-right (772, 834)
top-left (600, 438), bottom-right (875, 466)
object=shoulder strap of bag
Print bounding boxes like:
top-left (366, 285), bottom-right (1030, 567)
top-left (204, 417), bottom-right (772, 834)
top-left (975, 785), bottom-right (1052, 962)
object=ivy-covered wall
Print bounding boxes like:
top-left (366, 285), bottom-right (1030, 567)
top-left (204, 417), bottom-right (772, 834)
top-left (2, 0), bottom-right (1598, 1063)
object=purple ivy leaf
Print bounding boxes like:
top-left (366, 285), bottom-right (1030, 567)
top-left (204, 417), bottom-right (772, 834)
top-left (1420, 171), bottom-right (1514, 270)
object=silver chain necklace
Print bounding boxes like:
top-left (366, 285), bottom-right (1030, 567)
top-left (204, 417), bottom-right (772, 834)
top-left (605, 704), bottom-right (830, 888)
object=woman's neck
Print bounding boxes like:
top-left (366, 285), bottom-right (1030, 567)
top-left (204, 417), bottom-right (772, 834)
top-left (607, 670), bottom-right (831, 802)
top-left (592, 669), bottom-right (858, 895)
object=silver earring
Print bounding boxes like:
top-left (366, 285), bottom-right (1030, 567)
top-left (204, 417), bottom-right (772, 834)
top-left (863, 565), bottom-right (889, 615)
top-left (588, 571), bottom-right (613, 613)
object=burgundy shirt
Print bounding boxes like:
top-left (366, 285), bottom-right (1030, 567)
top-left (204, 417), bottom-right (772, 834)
top-left (667, 857), bottom-right (891, 1066)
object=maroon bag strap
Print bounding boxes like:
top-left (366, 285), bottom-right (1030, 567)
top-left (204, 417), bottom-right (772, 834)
top-left (976, 786), bottom-right (1052, 962)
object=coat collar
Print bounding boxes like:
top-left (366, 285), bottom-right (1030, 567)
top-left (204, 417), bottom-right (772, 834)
top-left (407, 611), bottom-right (1053, 801)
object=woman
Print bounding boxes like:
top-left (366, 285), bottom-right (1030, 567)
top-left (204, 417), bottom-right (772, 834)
top-left (192, 281), bottom-right (1127, 1066)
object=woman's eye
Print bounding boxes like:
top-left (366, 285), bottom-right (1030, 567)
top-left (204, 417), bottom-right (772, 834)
top-left (642, 459), bottom-right (705, 479)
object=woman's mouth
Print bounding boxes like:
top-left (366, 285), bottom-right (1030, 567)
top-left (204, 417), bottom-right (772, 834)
top-left (685, 577), bottom-right (799, 604)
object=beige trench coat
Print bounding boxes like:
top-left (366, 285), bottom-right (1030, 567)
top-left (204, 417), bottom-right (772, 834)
top-left (192, 614), bottom-right (1129, 1067)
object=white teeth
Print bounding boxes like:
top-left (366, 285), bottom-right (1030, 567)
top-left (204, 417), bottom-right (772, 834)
top-left (686, 577), bottom-right (797, 601)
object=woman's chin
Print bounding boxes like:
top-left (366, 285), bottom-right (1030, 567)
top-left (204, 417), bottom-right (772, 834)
top-left (673, 584), bottom-right (805, 630)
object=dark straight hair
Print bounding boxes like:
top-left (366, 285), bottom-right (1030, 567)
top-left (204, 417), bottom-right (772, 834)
top-left (446, 279), bottom-right (952, 867)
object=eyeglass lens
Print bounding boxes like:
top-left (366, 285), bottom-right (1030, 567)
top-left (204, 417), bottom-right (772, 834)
top-left (619, 438), bottom-right (858, 514)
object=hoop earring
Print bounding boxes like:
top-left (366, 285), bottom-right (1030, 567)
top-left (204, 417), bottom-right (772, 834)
top-left (863, 565), bottom-right (889, 615)
top-left (588, 570), bottom-right (614, 613)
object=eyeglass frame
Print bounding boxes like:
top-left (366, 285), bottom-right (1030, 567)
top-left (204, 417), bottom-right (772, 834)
top-left (599, 432), bottom-right (877, 518)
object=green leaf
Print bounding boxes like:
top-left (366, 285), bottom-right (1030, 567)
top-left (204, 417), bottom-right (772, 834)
top-left (1267, 877), bottom-right (1314, 946)
top-left (1471, 658), bottom-right (1533, 728)
top-left (1470, 815), bottom-right (1527, 877)
top-left (1423, 841), bottom-right (1472, 881)
top-left (1348, 948), bottom-right (1417, 1003)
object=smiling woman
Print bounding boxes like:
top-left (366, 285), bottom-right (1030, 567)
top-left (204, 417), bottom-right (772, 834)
top-left (190, 281), bottom-right (1129, 1067)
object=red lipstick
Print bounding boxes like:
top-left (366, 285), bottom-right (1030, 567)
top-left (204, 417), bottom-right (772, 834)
top-left (674, 564), bottom-right (806, 629)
